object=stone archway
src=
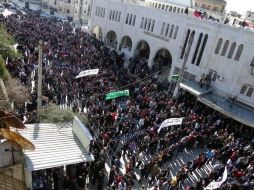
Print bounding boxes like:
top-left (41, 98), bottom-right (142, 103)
top-left (119, 36), bottom-right (132, 52)
top-left (105, 30), bottom-right (118, 49)
top-left (92, 25), bottom-right (103, 40)
top-left (152, 48), bottom-right (172, 81)
top-left (134, 40), bottom-right (150, 60)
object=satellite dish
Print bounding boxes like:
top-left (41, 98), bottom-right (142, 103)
top-left (0, 110), bottom-right (26, 129)
top-left (1, 128), bottom-right (35, 151)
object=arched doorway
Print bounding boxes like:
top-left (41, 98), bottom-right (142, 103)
top-left (105, 30), bottom-right (117, 49)
top-left (119, 36), bottom-right (132, 52)
top-left (152, 48), bottom-right (172, 81)
top-left (92, 26), bottom-right (103, 40)
top-left (134, 40), bottom-right (150, 60)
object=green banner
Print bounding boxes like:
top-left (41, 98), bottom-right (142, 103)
top-left (171, 75), bottom-right (180, 82)
top-left (105, 90), bottom-right (129, 100)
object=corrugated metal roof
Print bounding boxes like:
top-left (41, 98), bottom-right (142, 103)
top-left (18, 123), bottom-right (94, 172)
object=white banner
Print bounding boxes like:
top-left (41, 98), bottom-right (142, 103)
top-left (75, 69), bottom-right (99, 79)
top-left (205, 166), bottom-right (227, 190)
top-left (157, 118), bottom-right (184, 133)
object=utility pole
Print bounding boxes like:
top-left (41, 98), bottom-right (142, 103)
top-left (37, 40), bottom-right (43, 120)
top-left (173, 32), bottom-right (194, 98)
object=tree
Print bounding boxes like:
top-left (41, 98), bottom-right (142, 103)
top-left (0, 25), bottom-right (20, 60)
top-left (5, 78), bottom-right (30, 109)
top-left (0, 25), bottom-right (26, 110)
top-left (0, 55), bottom-right (10, 81)
top-left (0, 24), bottom-right (21, 81)
top-left (38, 103), bottom-right (93, 126)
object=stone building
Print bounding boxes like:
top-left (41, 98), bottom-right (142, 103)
top-left (195, 0), bottom-right (226, 19)
top-left (89, 0), bottom-right (254, 127)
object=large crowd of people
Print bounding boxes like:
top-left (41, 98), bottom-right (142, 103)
top-left (1, 11), bottom-right (254, 190)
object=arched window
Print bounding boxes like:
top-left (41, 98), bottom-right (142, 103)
top-left (125, 13), bottom-right (129, 24)
top-left (164, 24), bottom-right (170, 36)
top-left (109, 10), bottom-right (112, 20)
top-left (112, 10), bottom-right (115, 20)
top-left (173, 7), bottom-right (176, 12)
top-left (162, 4), bottom-right (165, 10)
top-left (181, 9), bottom-right (184, 13)
top-left (144, 18), bottom-right (148, 29)
top-left (118, 12), bottom-right (121, 21)
top-left (129, 14), bottom-right (132, 25)
top-left (192, 33), bottom-right (203, 64)
top-left (215, 38), bottom-right (223, 54)
top-left (234, 44), bottom-right (244, 61)
top-left (213, 7), bottom-right (218, 11)
top-left (221, 40), bottom-right (229, 56)
top-left (201, 4), bottom-right (206, 9)
top-left (147, 18), bottom-right (151, 31)
top-left (158, 4), bottom-right (161, 9)
top-left (173, 26), bottom-right (179, 39)
top-left (151, 20), bottom-right (155, 32)
top-left (115, 11), bottom-right (118, 21)
top-left (155, 3), bottom-right (157, 8)
top-left (196, 34), bottom-right (208, 66)
top-left (169, 6), bottom-right (173, 11)
top-left (169, 25), bottom-right (174, 38)
top-left (227, 42), bottom-right (236, 59)
top-left (177, 8), bottom-right (180, 13)
top-left (160, 22), bottom-right (165, 35)
top-left (140, 17), bottom-right (144, 28)
top-left (132, 15), bottom-right (136, 26)
top-left (165, 5), bottom-right (169, 10)
top-left (180, 29), bottom-right (191, 59)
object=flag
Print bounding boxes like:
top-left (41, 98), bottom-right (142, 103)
top-left (105, 90), bottom-right (129, 100)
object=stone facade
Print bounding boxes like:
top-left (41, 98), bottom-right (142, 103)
top-left (89, 0), bottom-right (254, 109)
top-left (41, 0), bottom-right (90, 24)
top-left (195, 0), bottom-right (226, 19)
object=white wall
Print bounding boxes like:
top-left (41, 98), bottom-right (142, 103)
top-left (0, 141), bottom-right (23, 168)
top-left (90, 0), bottom-right (254, 108)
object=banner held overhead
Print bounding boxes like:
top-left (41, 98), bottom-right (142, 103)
top-left (75, 69), bottom-right (99, 79)
top-left (105, 90), bottom-right (129, 100)
top-left (157, 117), bottom-right (184, 133)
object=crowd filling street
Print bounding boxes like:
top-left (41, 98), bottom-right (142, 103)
top-left (1, 11), bottom-right (254, 190)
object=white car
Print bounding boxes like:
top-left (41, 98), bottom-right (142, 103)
top-left (0, 4), bottom-right (4, 12)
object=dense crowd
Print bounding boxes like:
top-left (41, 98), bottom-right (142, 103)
top-left (1, 12), bottom-right (254, 190)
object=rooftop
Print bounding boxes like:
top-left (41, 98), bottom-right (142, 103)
top-left (18, 123), bottom-right (94, 172)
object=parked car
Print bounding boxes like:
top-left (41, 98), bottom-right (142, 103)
top-left (2, 2), bottom-right (10, 8)
top-left (16, 9), bottom-right (27, 15)
top-left (61, 18), bottom-right (69, 22)
top-left (8, 3), bottom-right (17, 9)
top-left (40, 12), bottom-right (51, 18)
top-left (0, 4), bottom-right (5, 12)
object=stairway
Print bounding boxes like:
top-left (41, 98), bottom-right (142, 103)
top-left (0, 171), bottom-right (26, 190)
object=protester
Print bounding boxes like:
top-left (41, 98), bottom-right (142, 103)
top-left (1, 12), bottom-right (254, 190)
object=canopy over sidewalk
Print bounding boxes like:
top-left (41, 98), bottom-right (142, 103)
top-left (180, 81), bottom-right (212, 96)
top-left (198, 93), bottom-right (254, 128)
top-left (179, 81), bottom-right (254, 128)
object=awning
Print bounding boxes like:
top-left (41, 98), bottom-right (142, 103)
top-left (198, 93), bottom-right (254, 128)
top-left (18, 123), bottom-right (94, 172)
top-left (180, 81), bottom-right (212, 96)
